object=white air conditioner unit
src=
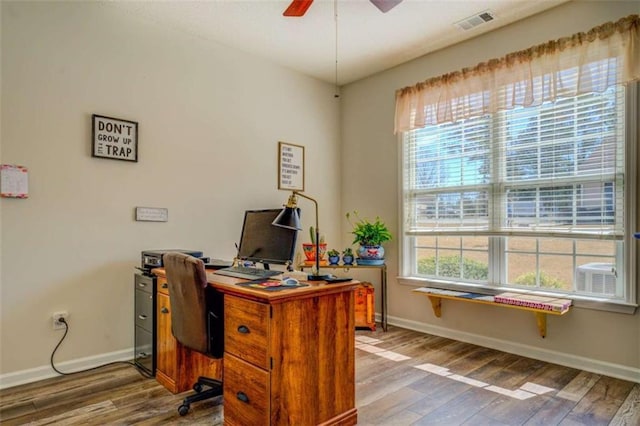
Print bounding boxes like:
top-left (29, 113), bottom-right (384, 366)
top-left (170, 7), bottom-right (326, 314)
top-left (575, 263), bottom-right (616, 295)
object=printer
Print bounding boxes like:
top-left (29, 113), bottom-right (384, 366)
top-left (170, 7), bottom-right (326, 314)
top-left (140, 249), bottom-right (205, 274)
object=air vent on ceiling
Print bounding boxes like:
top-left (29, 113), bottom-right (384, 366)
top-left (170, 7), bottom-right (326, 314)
top-left (455, 10), bottom-right (495, 31)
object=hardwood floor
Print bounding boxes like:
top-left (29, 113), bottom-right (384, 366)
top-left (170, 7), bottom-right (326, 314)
top-left (1, 325), bottom-right (638, 425)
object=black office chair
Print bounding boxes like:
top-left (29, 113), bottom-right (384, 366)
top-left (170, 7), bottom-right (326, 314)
top-left (163, 252), bottom-right (224, 416)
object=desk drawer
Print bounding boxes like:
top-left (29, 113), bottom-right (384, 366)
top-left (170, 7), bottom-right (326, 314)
top-left (157, 276), bottom-right (169, 296)
top-left (223, 353), bottom-right (269, 426)
top-left (224, 295), bottom-right (269, 369)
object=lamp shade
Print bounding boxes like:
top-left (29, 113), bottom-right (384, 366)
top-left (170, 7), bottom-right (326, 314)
top-left (272, 207), bottom-right (302, 231)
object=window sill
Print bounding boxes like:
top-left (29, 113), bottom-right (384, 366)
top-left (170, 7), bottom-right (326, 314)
top-left (398, 276), bottom-right (638, 315)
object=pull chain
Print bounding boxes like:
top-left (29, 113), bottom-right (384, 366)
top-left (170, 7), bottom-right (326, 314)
top-left (334, 0), bottom-right (340, 98)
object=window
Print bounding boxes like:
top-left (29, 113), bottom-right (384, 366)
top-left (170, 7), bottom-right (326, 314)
top-left (401, 84), bottom-right (636, 304)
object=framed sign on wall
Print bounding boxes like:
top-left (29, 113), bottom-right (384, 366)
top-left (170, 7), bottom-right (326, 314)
top-left (135, 207), bottom-right (168, 222)
top-left (92, 114), bottom-right (138, 162)
top-left (278, 141), bottom-right (305, 191)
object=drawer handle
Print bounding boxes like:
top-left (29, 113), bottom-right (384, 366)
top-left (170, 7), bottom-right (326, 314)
top-left (138, 314), bottom-right (147, 320)
top-left (138, 352), bottom-right (148, 358)
top-left (236, 391), bottom-right (250, 404)
top-left (138, 282), bottom-right (147, 288)
top-left (237, 325), bottom-right (250, 334)
top-left (162, 282), bottom-right (168, 289)
top-left (161, 307), bottom-right (169, 314)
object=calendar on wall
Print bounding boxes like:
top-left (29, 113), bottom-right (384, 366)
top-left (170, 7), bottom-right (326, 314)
top-left (1, 164), bottom-right (29, 198)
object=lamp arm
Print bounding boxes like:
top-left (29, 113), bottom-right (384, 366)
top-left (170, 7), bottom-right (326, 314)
top-left (292, 191), bottom-right (320, 235)
top-left (293, 191), bottom-right (321, 275)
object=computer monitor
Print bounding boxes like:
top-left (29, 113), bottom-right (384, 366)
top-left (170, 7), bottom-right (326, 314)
top-left (236, 208), bottom-right (299, 269)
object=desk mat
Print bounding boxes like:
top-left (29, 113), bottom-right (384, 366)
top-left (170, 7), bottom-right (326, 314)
top-left (236, 279), bottom-right (309, 292)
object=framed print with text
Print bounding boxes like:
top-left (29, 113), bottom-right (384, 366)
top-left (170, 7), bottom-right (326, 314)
top-left (92, 114), bottom-right (138, 162)
top-left (278, 142), bottom-right (305, 191)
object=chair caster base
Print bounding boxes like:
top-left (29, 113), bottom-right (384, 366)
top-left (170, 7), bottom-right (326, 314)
top-left (178, 404), bottom-right (190, 416)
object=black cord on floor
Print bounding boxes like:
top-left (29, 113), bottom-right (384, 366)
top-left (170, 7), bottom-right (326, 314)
top-left (50, 318), bottom-right (154, 379)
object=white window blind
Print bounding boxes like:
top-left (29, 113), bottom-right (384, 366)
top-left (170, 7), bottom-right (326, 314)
top-left (498, 86), bottom-right (625, 239)
top-left (404, 115), bottom-right (491, 234)
top-left (404, 84), bottom-right (626, 241)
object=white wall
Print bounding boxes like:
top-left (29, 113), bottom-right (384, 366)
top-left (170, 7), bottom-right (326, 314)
top-left (341, 0), bottom-right (640, 381)
top-left (0, 1), bottom-right (341, 382)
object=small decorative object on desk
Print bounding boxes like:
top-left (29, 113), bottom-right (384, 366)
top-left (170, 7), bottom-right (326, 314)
top-left (342, 247), bottom-right (354, 265)
top-left (346, 210), bottom-right (392, 266)
top-left (327, 249), bottom-right (340, 265)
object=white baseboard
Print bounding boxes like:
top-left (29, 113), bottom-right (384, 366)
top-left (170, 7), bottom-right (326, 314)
top-left (4, 316), bottom-right (639, 390)
top-left (0, 348), bottom-right (135, 390)
top-left (384, 314), bottom-right (640, 384)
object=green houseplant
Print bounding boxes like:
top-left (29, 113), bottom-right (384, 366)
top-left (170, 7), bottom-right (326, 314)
top-left (346, 211), bottom-right (392, 265)
top-left (346, 211), bottom-right (392, 246)
top-left (308, 226), bottom-right (325, 245)
top-left (341, 247), bottom-right (354, 265)
top-left (327, 249), bottom-right (340, 265)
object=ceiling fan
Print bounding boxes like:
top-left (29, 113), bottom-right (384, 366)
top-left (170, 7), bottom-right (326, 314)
top-left (283, 0), bottom-right (403, 17)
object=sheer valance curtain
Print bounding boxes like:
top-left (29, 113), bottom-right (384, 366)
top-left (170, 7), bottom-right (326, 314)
top-left (394, 15), bottom-right (639, 133)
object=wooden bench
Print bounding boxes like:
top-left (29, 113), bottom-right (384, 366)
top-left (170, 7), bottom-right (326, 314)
top-left (413, 287), bottom-right (572, 338)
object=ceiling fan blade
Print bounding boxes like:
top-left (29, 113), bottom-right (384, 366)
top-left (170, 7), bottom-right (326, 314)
top-left (283, 0), bottom-right (314, 17)
top-left (369, 0), bottom-right (402, 13)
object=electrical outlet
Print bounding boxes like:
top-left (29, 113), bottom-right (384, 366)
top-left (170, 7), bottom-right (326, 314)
top-left (52, 311), bottom-right (69, 330)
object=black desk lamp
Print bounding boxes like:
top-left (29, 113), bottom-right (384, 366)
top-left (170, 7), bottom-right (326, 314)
top-left (272, 192), bottom-right (330, 281)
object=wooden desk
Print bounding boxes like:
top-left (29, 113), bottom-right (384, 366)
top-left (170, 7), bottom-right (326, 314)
top-left (299, 263), bottom-right (388, 330)
top-left (153, 268), bottom-right (358, 426)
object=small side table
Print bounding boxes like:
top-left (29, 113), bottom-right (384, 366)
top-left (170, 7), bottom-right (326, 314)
top-left (299, 263), bottom-right (388, 331)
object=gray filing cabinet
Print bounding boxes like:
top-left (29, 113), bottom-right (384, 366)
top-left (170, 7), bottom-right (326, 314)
top-left (134, 273), bottom-right (156, 375)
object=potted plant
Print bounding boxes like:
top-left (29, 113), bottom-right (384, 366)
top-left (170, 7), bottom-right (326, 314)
top-left (346, 211), bottom-right (392, 265)
top-left (302, 226), bottom-right (327, 264)
top-left (327, 249), bottom-right (340, 265)
top-left (341, 247), bottom-right (354, 265)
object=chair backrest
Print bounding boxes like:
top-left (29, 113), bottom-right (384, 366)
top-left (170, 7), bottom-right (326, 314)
top-left (163, 252), bottom-right (209, 354)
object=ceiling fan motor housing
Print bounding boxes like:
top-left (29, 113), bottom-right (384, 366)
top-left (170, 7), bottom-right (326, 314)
top-left (283, 0), bottom-right (403, 17)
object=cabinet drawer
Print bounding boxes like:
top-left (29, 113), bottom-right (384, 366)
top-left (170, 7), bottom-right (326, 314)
top-left (224, 295), bottom-right (269, 369)
top-left (135, 289), bottom-right (154, 330)
top-left (355, 282), bottom-right (376, 331)
top-left (135, 273), bottom-right (154, 294)
top-left (134, 326), bottom-right (154, 373)
top-left (223, 353), bottom-right (269, 426)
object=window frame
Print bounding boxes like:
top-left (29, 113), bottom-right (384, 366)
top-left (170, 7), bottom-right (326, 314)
top-left (398, 83), bottom-right (638, 314)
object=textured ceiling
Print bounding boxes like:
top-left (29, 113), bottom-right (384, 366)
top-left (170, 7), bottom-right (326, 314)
top-left (109, 0), bottom-right (569, 85)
